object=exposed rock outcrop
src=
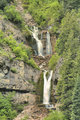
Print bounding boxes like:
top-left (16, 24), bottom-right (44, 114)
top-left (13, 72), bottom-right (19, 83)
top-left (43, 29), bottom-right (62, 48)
top-left (0, 56), bottom-right (40, 92)
top-left (0, 17), bottom-right (28, 44)
top-left (13, 93), bottom-right (36, 105)
top-left (14, 105), bottom-right (48, 120)
top-left (52, 57), bottom-right (63, 102)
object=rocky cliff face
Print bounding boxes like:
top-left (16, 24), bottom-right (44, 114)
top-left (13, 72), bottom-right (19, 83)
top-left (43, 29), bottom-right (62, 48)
top-left (52, 57), bottom-right (63, 102)
top-left (30, 30), bottom-right (56, 56)
top-left (0, 17), bottom-right (27, 44)
top-left (0, 56), bottom-right (40, 92)
top-left (0, 16), bottom-right (41, 93)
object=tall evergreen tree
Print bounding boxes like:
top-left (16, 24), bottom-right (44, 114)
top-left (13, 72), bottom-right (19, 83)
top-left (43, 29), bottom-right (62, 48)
top-left (71, 75), bottom-right (80, 120)
top-left (56, 10), bottom-right (80, 120)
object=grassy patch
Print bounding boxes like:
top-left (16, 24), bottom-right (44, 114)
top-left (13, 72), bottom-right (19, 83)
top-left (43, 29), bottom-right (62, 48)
top-left (21, 115), bottom-right (29, 120)
top-left (11, 67), bottom-right (17, 73)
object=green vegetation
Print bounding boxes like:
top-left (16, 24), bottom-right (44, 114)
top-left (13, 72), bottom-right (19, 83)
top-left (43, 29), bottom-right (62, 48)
top-left (22, 0), bottom-right (64, 32)
top-left (44, 111), bottom-right (66, 120)
top-left (0, 48), bottom-right (12, 58)
top-left (0, 2), bottom-right (31, 36)
top-left (56, 10), bottom-right (80, 56)
top-left (59, 0), bottom-right (80, 10)
top-left (0, 0), bottom-right (13, 10)
top-left (49, 53), bottom-right (60, 71)
top-left (36, 72), bottom-right (44, 103)
top-left (11, 67), bottom-right (17, 73)
top-left (13, 102), bottom-right (28, 113)
top-left (0, 92), bottom-right (17, 120)
top-left (0, 30), bottom-right (38, 69)
top-left (4, 4), bottom-right (31, 36)
top-left (56, 9), bottom-right (80, 119)
top-left (24, 0), bottom-right (80, 120)
top-left (71, 75), bottom-right (80, 120)
top-left (4, 5), bottom-right (23, 27)
top-left (0, 92), bottom-right (29, 120)
top-left (0, 0), bottom-right (80, 120)
top-left (21, 115), bottom-right (29, 120)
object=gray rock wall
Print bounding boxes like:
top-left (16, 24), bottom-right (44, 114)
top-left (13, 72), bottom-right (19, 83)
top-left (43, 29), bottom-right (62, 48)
top-left (0, 56), bottom-right (40, 92)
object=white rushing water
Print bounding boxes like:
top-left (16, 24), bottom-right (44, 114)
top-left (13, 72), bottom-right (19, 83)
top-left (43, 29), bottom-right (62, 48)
top-left (32, 26), bottom-right (43, 56)
top-left (31, 27), bottom-right (53, 106)
top-left (43, 70), bottom-right (53, 105)
top-left (46, 31), bottom-right (52, 55)
top-left (41, 32), bottom-right (43, 40)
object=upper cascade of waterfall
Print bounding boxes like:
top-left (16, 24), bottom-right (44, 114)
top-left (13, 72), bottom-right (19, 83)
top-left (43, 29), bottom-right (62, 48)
top-left (30, 26), bottom-right (53, 57)
top-left (32, 26), bottom-right (44, 57)
top-left (46, 31), bottom-right (52, 55)
top-left (41, 32), bottom-right (43, 40)
top-left (43, 70), bottom-right (53, 105)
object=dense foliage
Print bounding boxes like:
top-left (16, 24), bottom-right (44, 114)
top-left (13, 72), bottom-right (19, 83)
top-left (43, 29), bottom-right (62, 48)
top-left (56, 9), bottom-right (80, 120)
top-left (4, 5), bottom-right (23, 27)
top-left (71, 75), bottom-right (80, 120)
top-left (0, 0), bottom-right (80, 119)
top-left (59, 0), bottom-right (80, 10)
top-left (22, 0), bottom-right (64, 33)
top-left (0, 30), bottom-right (38, 69)
top-left (44, 111), bottom-right (66, 120)
top-left (0, 0), bottom-right (13, 10)
top-left (49, 53), bottom-right (60, 71)
top-left (0, 92), bottom-right (17, 120)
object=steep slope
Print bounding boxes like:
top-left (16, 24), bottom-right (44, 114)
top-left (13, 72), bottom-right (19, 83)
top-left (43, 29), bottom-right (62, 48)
top-left (0, 0), bottom-right (59, 120)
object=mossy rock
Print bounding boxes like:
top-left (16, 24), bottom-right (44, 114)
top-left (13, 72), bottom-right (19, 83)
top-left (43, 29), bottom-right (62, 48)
top-left (11, 67), bottom-right (17, 73)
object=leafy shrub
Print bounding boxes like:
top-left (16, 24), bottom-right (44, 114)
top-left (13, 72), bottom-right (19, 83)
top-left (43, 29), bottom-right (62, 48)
top-left (0, 115), bottom-right (7, 120)
top-left (22, 0), bottom-right (64, 30)
top-left (44, 110), bottom-right (66, 120)
top-left (0, 30), bottom-right (38, 69)
top-left (49, 53), bottom-right (60, 71)
top-left (13, 103), bottom-right (27, 113)
top-left (4, 5), bottom-right (23, 27)
top-left (0, 92), bottom-right (17, 120)
top-left (0, 0), bottom-right (13, 10)
top-left (4, 5), bottom-right (31, 36)
top-left (28, 58), bottom-right (39, 69)
top-left (11, 67), bottom-right (17, 73)
top-left (0, 0), bottom-right (7, 10)
top-left (21, 115), bottom-right (29, 120)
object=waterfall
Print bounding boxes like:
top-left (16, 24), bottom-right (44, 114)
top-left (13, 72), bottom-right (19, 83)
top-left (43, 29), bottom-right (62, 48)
top-left (46, 32), bottom-right (52, 55)
top-left (43, 70), bottom-right (53, 105)
top-left (41, 32), bottom-right (43, 40)
top-left (32, 26), bottom-right (43, 56)
top-left (29, 26), bottom-right (54, 108)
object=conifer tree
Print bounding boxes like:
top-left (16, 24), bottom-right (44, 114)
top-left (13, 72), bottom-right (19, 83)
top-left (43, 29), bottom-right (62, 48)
top-left (71, 75), bottom-right (80, 120)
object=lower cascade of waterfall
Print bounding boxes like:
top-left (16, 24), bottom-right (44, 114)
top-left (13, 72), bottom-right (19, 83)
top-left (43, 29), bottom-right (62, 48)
top-left (43, 70), bottom-right (53, 107)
